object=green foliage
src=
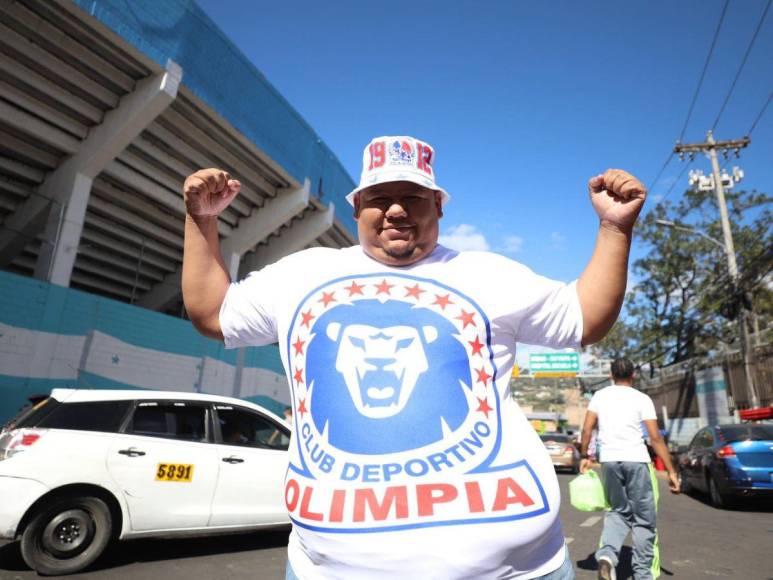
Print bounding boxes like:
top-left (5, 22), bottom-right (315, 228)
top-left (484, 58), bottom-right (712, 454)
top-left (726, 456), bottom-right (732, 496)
top-left (592, 319), bottom-right (636, 359)
top-left (593, 187), bottom-right (771, 368)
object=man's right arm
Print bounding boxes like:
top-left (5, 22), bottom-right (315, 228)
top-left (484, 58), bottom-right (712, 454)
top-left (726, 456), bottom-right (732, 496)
top-left (181, 169), bottom-right (241, 340)
top-left (579, 409), bottom-right (597, 473)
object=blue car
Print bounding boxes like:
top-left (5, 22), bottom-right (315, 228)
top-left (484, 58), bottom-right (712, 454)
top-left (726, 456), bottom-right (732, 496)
top-left (677, 423), bottom-right (773, 508)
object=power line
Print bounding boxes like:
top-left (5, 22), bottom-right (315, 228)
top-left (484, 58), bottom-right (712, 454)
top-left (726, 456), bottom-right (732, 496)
top-left (717, 90), bottom-right (772, 171)
top-left (678, 0), bottom-right (730, 142)
top-left (647, 152), bottom-right (675, 194)
top-left (712, 0), bottom-right (773, 131)
top-left (747, 90), bottom-right (772, 136)
top-left (646, 0), bottom-right (731, 215)
top-left (656, 159), bottom-right (694, 207)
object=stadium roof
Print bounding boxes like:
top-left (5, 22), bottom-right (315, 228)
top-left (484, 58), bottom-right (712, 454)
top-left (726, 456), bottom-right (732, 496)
top-left (0, 0), bottom-right (356, 316)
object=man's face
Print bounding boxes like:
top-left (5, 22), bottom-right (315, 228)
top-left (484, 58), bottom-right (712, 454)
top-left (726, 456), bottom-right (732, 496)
top-left (354, 181), bottom-right (443, 266)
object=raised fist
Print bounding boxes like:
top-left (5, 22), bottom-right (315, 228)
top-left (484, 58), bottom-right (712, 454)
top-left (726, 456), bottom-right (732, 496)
top-left (587, 169), bottom-right (647, 232)
top-left (183, 168), bottom-right (241, 218)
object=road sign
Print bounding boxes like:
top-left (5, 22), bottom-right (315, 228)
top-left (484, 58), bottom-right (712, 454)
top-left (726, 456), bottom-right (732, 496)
top-left (529, 352), bottom-right (580, 374)
top-left (532, 371), bottom-right (579, 378)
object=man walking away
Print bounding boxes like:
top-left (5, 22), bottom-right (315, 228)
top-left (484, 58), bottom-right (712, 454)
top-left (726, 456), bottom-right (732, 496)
top-left (579, 358), bottom-right (679, 580)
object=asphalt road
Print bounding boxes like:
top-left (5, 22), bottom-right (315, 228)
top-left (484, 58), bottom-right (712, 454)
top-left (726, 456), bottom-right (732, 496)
top-left (563, 471), bottom-right (773, 580)
top-left (1, 472), bottom-right (771, 579)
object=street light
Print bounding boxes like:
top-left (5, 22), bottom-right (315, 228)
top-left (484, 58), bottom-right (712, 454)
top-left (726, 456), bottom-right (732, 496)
top-left (655, 219), bottom-right (759, 409)
top-left (655, 220), bottom-right (726, 252)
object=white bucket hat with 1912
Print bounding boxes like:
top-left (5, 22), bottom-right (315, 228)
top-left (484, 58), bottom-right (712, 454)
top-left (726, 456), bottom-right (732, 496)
top-left (345, 136), bottom-right (451, 206)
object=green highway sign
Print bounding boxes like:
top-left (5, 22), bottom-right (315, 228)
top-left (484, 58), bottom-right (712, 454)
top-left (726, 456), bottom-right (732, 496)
top-left (529, 352), bottom-right (580, 374)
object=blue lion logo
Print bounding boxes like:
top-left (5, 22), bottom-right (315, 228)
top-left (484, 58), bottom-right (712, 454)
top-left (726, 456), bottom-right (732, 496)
top-left (306, 299), bottom-right (472, 454)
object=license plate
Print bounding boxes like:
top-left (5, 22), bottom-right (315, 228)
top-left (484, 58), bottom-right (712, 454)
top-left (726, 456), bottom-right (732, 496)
top-left (155, 463), bottom-right (194, 482)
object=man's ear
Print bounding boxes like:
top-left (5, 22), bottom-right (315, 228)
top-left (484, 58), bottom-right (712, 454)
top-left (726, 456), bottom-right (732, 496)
top-left (353, 194), bottom-right (361, 219)
top-left (435, 192), bottom-right (443, 217)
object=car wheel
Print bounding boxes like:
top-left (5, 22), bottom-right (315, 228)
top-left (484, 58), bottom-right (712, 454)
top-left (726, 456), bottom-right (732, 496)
top-left (20, 494), bottom-right (113, 575)
top-left (707, 474), bottom-right (731, 509)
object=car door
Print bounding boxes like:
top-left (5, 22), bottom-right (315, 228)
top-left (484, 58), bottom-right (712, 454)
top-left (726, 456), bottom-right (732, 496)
top-left (106, 400), bottom-right (219, 532)
top-left (208, 404), bottom-right (290, 527)
top-left (684, 430), bottom-right (706, 489)
top-left (690, 428), bottom-right (715, 492)
top-left (699, 428), bottom-right (717, 487)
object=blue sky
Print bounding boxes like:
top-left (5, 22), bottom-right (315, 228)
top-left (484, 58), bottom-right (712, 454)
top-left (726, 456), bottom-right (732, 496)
top-left (196, 0), bottom-right (772, 365)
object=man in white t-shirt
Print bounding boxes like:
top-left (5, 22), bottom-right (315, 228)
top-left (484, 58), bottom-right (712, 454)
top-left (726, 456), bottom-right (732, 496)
top-left (579, 358), bottom-right (679, 580)
top-left (181, 135), bottom-right (648, 579)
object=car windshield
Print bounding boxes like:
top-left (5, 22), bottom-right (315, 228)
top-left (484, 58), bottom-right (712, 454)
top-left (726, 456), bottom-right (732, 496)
top-left (540, 434), bottom-right (570, 443)
top-left (717, 424), bottom-right (773, 442)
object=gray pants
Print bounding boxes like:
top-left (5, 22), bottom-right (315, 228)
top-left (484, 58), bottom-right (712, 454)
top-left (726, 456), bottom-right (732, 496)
top-left (595, 462), bottom-right (659, 580)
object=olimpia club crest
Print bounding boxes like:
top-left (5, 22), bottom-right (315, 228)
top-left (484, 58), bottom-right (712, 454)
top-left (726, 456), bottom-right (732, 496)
top-left (284, 273), bottom-right (548, 533)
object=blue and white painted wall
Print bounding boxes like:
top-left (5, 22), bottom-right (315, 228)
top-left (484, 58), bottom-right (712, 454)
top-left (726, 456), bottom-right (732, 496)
top-left (0, 271), bottom-right (289, 423)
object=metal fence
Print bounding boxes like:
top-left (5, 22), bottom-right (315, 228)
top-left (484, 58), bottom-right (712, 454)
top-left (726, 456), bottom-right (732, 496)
top-left (638, 343), bottom-right (773, 417)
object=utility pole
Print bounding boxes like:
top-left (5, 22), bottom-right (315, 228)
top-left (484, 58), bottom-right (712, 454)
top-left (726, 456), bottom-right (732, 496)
top-left (674, 131), bottom-right (759, 409)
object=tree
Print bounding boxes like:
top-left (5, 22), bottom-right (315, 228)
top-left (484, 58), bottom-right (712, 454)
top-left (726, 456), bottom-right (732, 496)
top-left (590, 319), bottom-right (636, 360)
top-left (593, 187), bottom-right (771, 368)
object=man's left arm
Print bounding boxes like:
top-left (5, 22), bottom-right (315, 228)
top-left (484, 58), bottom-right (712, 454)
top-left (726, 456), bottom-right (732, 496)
top-left (644, 419), bottom-right (680, 494)
top-left (577, 169), bottom-right (647, 345)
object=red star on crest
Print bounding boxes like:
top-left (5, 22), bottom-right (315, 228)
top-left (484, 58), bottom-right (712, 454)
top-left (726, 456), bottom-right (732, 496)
top-left (346, 281), bottom-right (364, 296)
top-left (301, 310), bottom-right (315, 328)
top-left (404, 283), bottom-right (425, 299)
top-left (293, 367), bottom-right (304, 386)
top-left (456, 309), bottom-right (476, 328)
top-left (469, 336), bottom-right (484, 356)
top-left (476, 397), bottom-right (493, 418)
top-left (433, 293), bottom-right (453, 310)
top-left (297, 398), bottom-right (308, 418)
top-left (476, 367), bottom-right (492, 386)
top-left (374, 279), bottom-right (394, 295)
top-left (292, 337), bottom-right (305, 356)
top-left (319, 291), bottom-right (336, 307)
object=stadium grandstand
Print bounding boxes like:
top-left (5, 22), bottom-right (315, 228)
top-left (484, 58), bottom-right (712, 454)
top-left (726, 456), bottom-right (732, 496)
top-left (0, 0), bottom-right (357, 420)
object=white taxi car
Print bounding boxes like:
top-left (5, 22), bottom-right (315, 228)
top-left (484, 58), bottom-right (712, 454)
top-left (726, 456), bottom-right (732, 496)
top-left (0, 388), bottom-right (291, 575)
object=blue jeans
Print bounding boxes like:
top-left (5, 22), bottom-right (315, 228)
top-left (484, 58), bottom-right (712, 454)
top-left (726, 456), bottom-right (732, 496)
top-left (285, 545), bottom-right (574, 579)
top-left (595, 462), bottom-right (659, 580)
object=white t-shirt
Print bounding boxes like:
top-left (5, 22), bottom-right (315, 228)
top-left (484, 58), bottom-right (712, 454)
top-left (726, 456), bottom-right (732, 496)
top-left (220, 245), bottom-right (583, 579)
top-left (588, 385), bottom-right (657, 463)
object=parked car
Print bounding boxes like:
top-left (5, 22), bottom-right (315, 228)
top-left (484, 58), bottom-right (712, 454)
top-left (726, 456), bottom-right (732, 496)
top-left (0, 388), bottom-right (291, 575)
top-left (539, 432), bottom-right (580, 474)
top-left (677, 423), bottom-right (773, 508)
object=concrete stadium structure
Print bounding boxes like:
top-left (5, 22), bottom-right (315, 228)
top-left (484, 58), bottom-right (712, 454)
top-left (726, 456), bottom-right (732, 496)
top-left (0, 0), bottom-right (357, 421)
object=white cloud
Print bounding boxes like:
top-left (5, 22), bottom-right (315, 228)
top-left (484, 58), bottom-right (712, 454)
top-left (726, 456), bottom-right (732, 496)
top-left (549, 231), bottom-right (566, 251)
top-left (502, 235), bottom-right (524, 253)
top-left (438, 224), bottom-right (490, 251)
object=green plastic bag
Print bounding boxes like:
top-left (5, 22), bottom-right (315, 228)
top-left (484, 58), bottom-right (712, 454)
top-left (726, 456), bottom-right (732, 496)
top-left (569, 470), bottom-right (607, 511)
